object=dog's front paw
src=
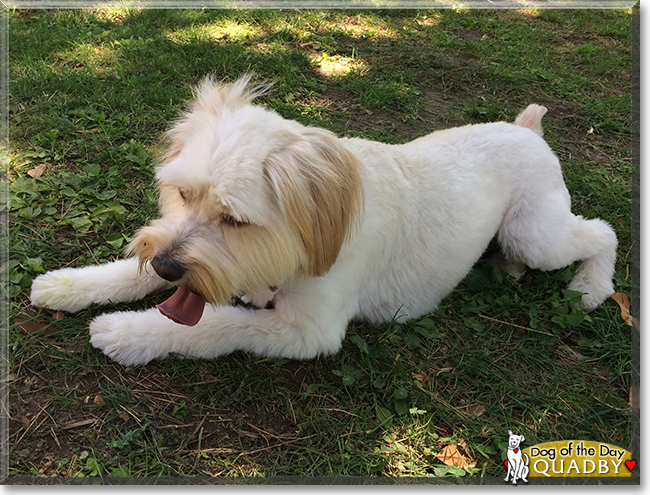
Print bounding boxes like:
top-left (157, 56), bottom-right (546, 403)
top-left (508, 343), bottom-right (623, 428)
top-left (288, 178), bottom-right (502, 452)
top-left (31, 269), bottom-right (91, 313)
top-left (89, 311), bottom-right (171, 366)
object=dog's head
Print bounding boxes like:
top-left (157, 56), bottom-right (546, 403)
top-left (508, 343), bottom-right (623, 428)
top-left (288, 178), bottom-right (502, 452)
top-left (127, 75), bottom-right (364, 317)
top-left (507, 430), bottom-right (525, 449)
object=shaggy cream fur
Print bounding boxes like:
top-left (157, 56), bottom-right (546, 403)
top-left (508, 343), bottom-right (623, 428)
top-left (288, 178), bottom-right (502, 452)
top-left (31, 76), bottom-right (617, 366)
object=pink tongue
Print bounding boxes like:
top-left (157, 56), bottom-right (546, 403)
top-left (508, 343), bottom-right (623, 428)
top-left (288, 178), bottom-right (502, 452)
top-left (157, 286), bottom-right (206, 326)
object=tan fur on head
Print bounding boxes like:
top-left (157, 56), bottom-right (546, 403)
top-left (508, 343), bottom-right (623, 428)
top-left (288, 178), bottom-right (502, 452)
top-left (125, 75), bottom-right (364, 305)
top-left (264, 127), bottom-right (364, 277)
top-left (126, 184), bottom-right (310, 306)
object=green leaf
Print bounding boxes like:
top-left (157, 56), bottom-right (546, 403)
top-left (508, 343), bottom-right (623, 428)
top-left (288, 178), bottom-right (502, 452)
top-left (372, 377), bottom-right (386, 390)
top-left (85, 457), bottom-right (102, 477)
top-left (367, 459), bottom-right (387, 473)
top-left (109, 467), bottom-right (130, 477)
top-left (565, 309), bottom-right (586, 327)
top-left (405, 332), bottom-right (421, 350)
top-left (376, 405), bottom-right (393, 427)
top-left (415, 318), bottom-right (436, 330)
top-left (475, 444), bottom-right (497, 458)
top-left (342, 374), bottom-right (355, 386)
top-left (349, 334), bottom-right (369, 354)
top-left (393, 386), bottom-right (408, 400)
top-left (394, 399), bottom-right (408, 415)
top-left (462, 316), bottom-right (485, 332)
top-left (105, 233), bottom-right (125, 249)
top-left (415, 321), bottom-right (438, 339)
top-left (84, 163), bottom-right (101, 176)
top-left (67, 217), bottom-right (93, 232)
top-left (434, 465), bottom-right (466, 477)
top-left (61, 186), bottom-right (77, 197)
top-left (27, 257), bottom-right (45, 273)
top-left (390, 359), bottom-right (407, 378)
top-left (96, 190), bottom-right (117, 201)
top-left (304, 383), bottom-right (319, 395)
top-left (19, 206), bottom-right (42, 219)
top-left (551, 315), bottom-right (567, 329)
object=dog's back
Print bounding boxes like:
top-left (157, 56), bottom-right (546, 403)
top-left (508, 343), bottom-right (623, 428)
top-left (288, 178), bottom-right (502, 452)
top-left (344, 117), bottom-right (562, 322)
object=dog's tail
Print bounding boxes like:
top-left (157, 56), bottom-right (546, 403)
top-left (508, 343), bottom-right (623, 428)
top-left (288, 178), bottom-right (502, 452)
top-left (514, 104), bottom-right (548, 137)
top-left (523, 453), bottom-right (530, 466)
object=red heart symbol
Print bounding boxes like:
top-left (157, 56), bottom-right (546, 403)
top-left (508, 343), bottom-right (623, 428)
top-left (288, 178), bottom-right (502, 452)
top-left (514, 448), bottom-right (519, 453)
top-left (625, 460), bottom-right (636, 472)
top-left (504, 460), bottom-right (508, 468)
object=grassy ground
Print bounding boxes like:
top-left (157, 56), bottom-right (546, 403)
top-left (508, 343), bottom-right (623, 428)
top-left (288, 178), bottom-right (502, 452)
top-left (5, 7), bottom-right (634, 481)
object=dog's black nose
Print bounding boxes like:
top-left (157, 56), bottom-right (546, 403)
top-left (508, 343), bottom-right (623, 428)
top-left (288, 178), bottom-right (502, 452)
top-left (151, 254), bottom-right (186, 282)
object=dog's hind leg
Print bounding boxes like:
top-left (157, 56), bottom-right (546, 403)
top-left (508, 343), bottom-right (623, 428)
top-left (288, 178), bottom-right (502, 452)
top-left (498, 188), bottom-right (617, 312)
top-left (31, 258), bottom-right (172, 313)
top-left (486, 250), bottom-right (528, 280)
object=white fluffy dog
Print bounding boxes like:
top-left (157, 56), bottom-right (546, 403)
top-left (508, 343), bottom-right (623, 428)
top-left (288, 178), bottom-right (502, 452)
top-left (30, 76), bottom-right (617, 366)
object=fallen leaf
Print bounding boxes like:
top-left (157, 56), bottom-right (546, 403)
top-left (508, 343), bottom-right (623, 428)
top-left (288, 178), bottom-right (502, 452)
top-left (21, 415), bottom-right (30, 427)
top-left (556, 342), bottom-right (585, 364)
top-left (37, 460), bottom-right (53, 476)
top-left (587, 126), bottom-right (594, 135)
top-left (611, 292), bottom-right (633, 326)
top-left (51, 311), bottom-right (66, 321)
top-left (622, 69), bottom-right (630, 80)
top-left (435, 443), bottom-right (467, 469)
top-left (14, 309), bottom-right (58, 335)
top-left (119, 412), bottom-right (130, 422)
top-left (93, 394), bottom-right (106, 405)
top-left (27, 163), bottom-right (47, 178)
top-left (466, 404), bottom-right (486, 417)
top-left (412, 373), bottom-right (427, 383)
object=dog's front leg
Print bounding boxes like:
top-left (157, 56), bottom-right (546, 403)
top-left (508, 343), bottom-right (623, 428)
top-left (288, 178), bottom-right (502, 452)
top-left (89, 302), bottom-right (350, 366)
top-left (31, 258), bottom-right (171, 313)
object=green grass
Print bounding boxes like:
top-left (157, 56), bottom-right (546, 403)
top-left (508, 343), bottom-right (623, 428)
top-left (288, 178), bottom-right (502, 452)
top-left (5, 7), bottom-right (634, 481)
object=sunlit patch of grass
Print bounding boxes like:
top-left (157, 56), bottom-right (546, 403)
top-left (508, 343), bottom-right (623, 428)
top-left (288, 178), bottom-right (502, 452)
top-left (55, 43), bottom-right (120, 75)
top-left (320, 13), bottom-right (400, 40)
top-left (313, 53), bottom-right (369, 77)
top-left (515, 9), bottom-right (542, 17)
top-left (414, 14), bottom-right (442, 28)
top-left (91, 7), bottom-right (138, 24)
top-left (166, 20), bottom-right (262, 44)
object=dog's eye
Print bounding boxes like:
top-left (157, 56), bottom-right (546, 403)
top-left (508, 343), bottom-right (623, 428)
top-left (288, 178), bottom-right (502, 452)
top-left (221, 214), bottom-right (247, 228)
top-left (179, 189), bottom-right (187, 202)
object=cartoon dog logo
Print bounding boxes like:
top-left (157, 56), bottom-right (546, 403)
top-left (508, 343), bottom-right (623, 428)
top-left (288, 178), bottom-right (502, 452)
top-left (504, 430), bottom-right (529, 484)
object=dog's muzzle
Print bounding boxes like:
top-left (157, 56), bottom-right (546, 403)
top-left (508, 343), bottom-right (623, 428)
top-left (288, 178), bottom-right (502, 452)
top-left (151, 254), bottom-right (186, 282)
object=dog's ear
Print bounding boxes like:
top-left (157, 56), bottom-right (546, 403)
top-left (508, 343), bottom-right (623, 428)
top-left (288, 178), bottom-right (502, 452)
top-left (508, 430), bottom-right (513, 436)
top-left (520, 435), bottom-right (525, 443)
top-left (265, 128), bottom-right (364, 277)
